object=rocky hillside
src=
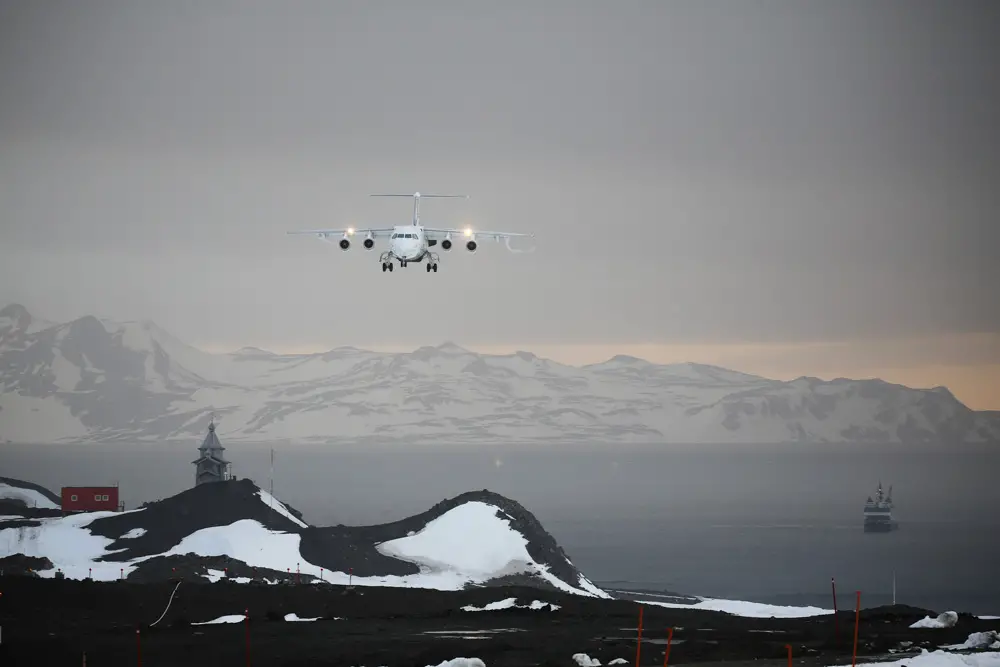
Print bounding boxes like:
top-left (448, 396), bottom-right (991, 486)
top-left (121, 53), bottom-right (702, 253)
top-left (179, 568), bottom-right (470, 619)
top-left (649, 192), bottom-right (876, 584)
top-left (0, 476), bottom-right (608, 596)
top-left (1, 303), bottom-right (997, 445)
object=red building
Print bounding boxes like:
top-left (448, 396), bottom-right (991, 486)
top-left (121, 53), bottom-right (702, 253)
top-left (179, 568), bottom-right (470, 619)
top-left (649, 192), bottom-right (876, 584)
top-left (61, 486), bottom-right (120, 513)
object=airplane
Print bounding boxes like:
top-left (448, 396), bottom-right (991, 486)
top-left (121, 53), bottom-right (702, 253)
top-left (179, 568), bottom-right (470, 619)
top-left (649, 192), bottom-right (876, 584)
top-left (286, 192), bottom-right (534, 273)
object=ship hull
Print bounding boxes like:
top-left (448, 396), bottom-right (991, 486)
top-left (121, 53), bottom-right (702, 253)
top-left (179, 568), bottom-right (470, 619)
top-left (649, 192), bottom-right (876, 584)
top-left (863, 482), bottom-right (896, 532)
top-left (863, 521), bottom-right (898, 533)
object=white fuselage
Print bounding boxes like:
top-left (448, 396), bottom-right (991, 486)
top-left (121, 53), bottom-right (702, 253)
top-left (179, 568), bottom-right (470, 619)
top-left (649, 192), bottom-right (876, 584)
top-left (390, 225), bottom-right (427, 261)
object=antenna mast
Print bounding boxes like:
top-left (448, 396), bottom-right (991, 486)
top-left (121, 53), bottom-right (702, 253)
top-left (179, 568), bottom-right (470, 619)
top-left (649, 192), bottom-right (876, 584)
top-left (269, 447), bottom-right (275, 524)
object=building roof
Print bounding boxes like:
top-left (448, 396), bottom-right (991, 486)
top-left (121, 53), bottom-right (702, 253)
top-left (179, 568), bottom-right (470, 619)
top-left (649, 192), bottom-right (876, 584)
top-left (196, 420), bottom-right (230, 464)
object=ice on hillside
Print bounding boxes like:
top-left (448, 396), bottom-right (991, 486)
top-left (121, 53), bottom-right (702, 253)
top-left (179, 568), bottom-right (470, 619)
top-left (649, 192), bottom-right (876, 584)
top-left (0, 482), bottom-right (60, 510)
top-left (284, 613), bottom-right (320, 622)
top-left (573, 654), bottom-right (601, 667)
top-left (942, 631), bottom-right (1000, 651)
top-left (256, 489), bottom-right (308, 528)
top-left (461, 597), bottom-right (561, 611)
top-left (376, 501), bottom-right (607, 597)
top-left (0, 508), bottom-right (145, 580)
top-left (637, 596), bottom-right (831, 618)
top-left (192, 614), bottom-right (246, 625)
top-left (0, 500), bottom-right (604, 597)
top-left (911, 612), bottom-right (960, 629)
top-left (203, 568), bottom-right (251, 584)
top-left (426, 660), bottom-right (485, 667)
top-left (121, 528), bottom-right (146, 539)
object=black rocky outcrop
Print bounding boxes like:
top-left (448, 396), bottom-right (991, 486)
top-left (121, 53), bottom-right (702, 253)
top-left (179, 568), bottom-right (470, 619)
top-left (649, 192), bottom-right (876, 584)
top-left (87, 479), bottom-right (306, 561)
top-left (298, 488), bottom-right (595, 594)
top-left (0, 554), bottom-right (53, 576)
top-left (3, 475), bottom-right (600, 595)
top-left (126, 553), bottom-right (316, 584)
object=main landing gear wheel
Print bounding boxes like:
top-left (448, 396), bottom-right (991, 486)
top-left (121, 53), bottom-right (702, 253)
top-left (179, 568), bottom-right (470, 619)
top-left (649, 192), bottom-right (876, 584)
top-left (382, 263), bottom-right (393, 272)
top-left (425, 263), bottom-right (439, 272)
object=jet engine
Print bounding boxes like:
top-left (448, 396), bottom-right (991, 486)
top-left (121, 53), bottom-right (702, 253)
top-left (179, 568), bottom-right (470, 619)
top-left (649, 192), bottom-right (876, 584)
top-left (466, 239), bottom-right (477, 253)
top-left (363, 233), bottom-right (374, 250)
top-left (339, 236), bottom-right (350, 250)
top-left (441, 234), bottom-right (453, 250)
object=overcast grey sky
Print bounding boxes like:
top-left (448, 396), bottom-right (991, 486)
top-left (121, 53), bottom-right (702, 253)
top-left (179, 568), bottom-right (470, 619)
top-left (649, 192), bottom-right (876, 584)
top-left (1, 1), bottom-right (998, 403)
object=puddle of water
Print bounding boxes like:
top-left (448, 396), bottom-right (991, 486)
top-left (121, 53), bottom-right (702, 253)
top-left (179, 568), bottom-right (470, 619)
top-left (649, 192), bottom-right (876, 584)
top-left (421, 628), bottom-right (525, 640)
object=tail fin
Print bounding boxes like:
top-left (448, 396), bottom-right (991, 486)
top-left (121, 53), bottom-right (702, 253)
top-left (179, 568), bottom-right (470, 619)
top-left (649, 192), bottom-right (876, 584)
top-left (370, 192), bottom-right (468, 224)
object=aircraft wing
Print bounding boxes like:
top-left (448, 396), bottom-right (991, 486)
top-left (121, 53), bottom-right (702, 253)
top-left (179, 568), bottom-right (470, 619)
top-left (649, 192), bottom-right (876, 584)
top-left (422, 227), bottom-right (534, 241)
top-left (286, 227), bottom-right (395, 239)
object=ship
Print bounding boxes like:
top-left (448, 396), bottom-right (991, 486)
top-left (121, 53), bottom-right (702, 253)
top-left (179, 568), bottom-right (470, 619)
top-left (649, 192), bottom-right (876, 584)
top-left (863, 481), bottom-right (897, 532)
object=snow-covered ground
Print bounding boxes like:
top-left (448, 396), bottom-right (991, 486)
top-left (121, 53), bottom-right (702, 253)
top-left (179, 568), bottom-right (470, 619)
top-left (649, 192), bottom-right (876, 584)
top-left (0, 498), bottom-right (606, 596)
top-left (461, 598), bottom-right (561, 612)
top-left (912, 612), bottom-right (960, 629)
top-left (377, 501), bottom-right (607, 597)
top-left (634, 596), bottom-right (833, 618)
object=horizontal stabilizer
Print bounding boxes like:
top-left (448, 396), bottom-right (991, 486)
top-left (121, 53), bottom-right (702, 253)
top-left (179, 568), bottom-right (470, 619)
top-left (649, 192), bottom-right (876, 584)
top-left (370, 193), bottom-right (468, 199)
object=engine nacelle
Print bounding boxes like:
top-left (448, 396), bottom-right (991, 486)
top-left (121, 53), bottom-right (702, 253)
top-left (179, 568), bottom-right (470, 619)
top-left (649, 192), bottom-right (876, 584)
top-left (466, 239), bottom-right (477, 253)
top-left (339, 236), bottom-right (350, 250)
top-left (441, 238), bottom-right (452, 250)
top-left (363, 234), bottom-right (374, 250)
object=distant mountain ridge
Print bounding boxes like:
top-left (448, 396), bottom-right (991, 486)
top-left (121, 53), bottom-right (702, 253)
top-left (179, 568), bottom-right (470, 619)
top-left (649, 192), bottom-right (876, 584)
top-left (1, 303), bottom-right (997, 445)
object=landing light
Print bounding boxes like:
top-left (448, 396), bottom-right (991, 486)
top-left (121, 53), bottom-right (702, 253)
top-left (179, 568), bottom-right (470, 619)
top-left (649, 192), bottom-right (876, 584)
top-left (347, 227), bottom-right (355, 235)
top-left (463, 228), bottom-right (472, 237)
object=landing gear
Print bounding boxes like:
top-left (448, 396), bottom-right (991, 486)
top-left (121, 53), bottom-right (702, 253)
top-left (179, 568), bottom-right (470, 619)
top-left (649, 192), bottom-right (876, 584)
top-left (379, 251), bottom-right (437, 273)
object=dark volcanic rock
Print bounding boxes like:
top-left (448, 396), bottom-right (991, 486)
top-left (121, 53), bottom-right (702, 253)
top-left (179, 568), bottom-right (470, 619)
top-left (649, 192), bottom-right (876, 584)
top-left (126, 553), bottom-right (315, 584)
top-left (2, 578), bottom-right (998, 667)
top-left (87, 479), bottom-right (305, 561)
top-left (3, 476), bottom-right (598, 596)
top-left (0, 554), bottom-right (53, 576)
top-left (298, 488), bottom-right (595, 593)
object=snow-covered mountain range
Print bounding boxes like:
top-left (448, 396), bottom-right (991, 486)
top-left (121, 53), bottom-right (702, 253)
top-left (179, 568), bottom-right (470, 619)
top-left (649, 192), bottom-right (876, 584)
top-left (1, 303), bottom-right (997, 445)
top-left (0, 476), bottom-right (608, 597)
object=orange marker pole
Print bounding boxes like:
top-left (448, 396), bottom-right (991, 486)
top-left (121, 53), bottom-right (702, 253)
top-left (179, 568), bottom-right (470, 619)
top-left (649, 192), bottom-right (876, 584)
top-left (635, 604), bottom-right (644, 667)
top-left (832, 577), bottom-right (839, 640)
top-left (786, 643), bottom-right (792, 667)
top-left (136, 628), bottom-right (142, 667)
top-left (663, 627), bottom-right (674, 667)
top-left (852, 591), bottom-right (861, 667)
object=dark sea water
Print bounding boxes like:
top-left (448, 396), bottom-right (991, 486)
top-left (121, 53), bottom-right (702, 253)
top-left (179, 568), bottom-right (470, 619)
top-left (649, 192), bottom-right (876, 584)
top-left (2, 441), bottom-right (998, 616)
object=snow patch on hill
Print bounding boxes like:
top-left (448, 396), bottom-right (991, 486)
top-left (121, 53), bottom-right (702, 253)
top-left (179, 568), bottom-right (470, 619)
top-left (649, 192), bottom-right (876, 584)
top-left (635, 595), bottom-right (833, 618)
top-left (376, 501), bottom-right (597, 596)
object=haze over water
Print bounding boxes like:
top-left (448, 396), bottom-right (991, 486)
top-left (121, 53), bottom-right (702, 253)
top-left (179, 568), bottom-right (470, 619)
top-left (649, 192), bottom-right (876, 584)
top-left (2, 441), bottom-right (997, 616)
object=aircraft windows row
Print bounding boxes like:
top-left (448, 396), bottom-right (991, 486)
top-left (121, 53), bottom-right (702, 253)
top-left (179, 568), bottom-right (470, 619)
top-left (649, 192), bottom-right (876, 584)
top-left (391, 233), bottom-right (417, 239)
